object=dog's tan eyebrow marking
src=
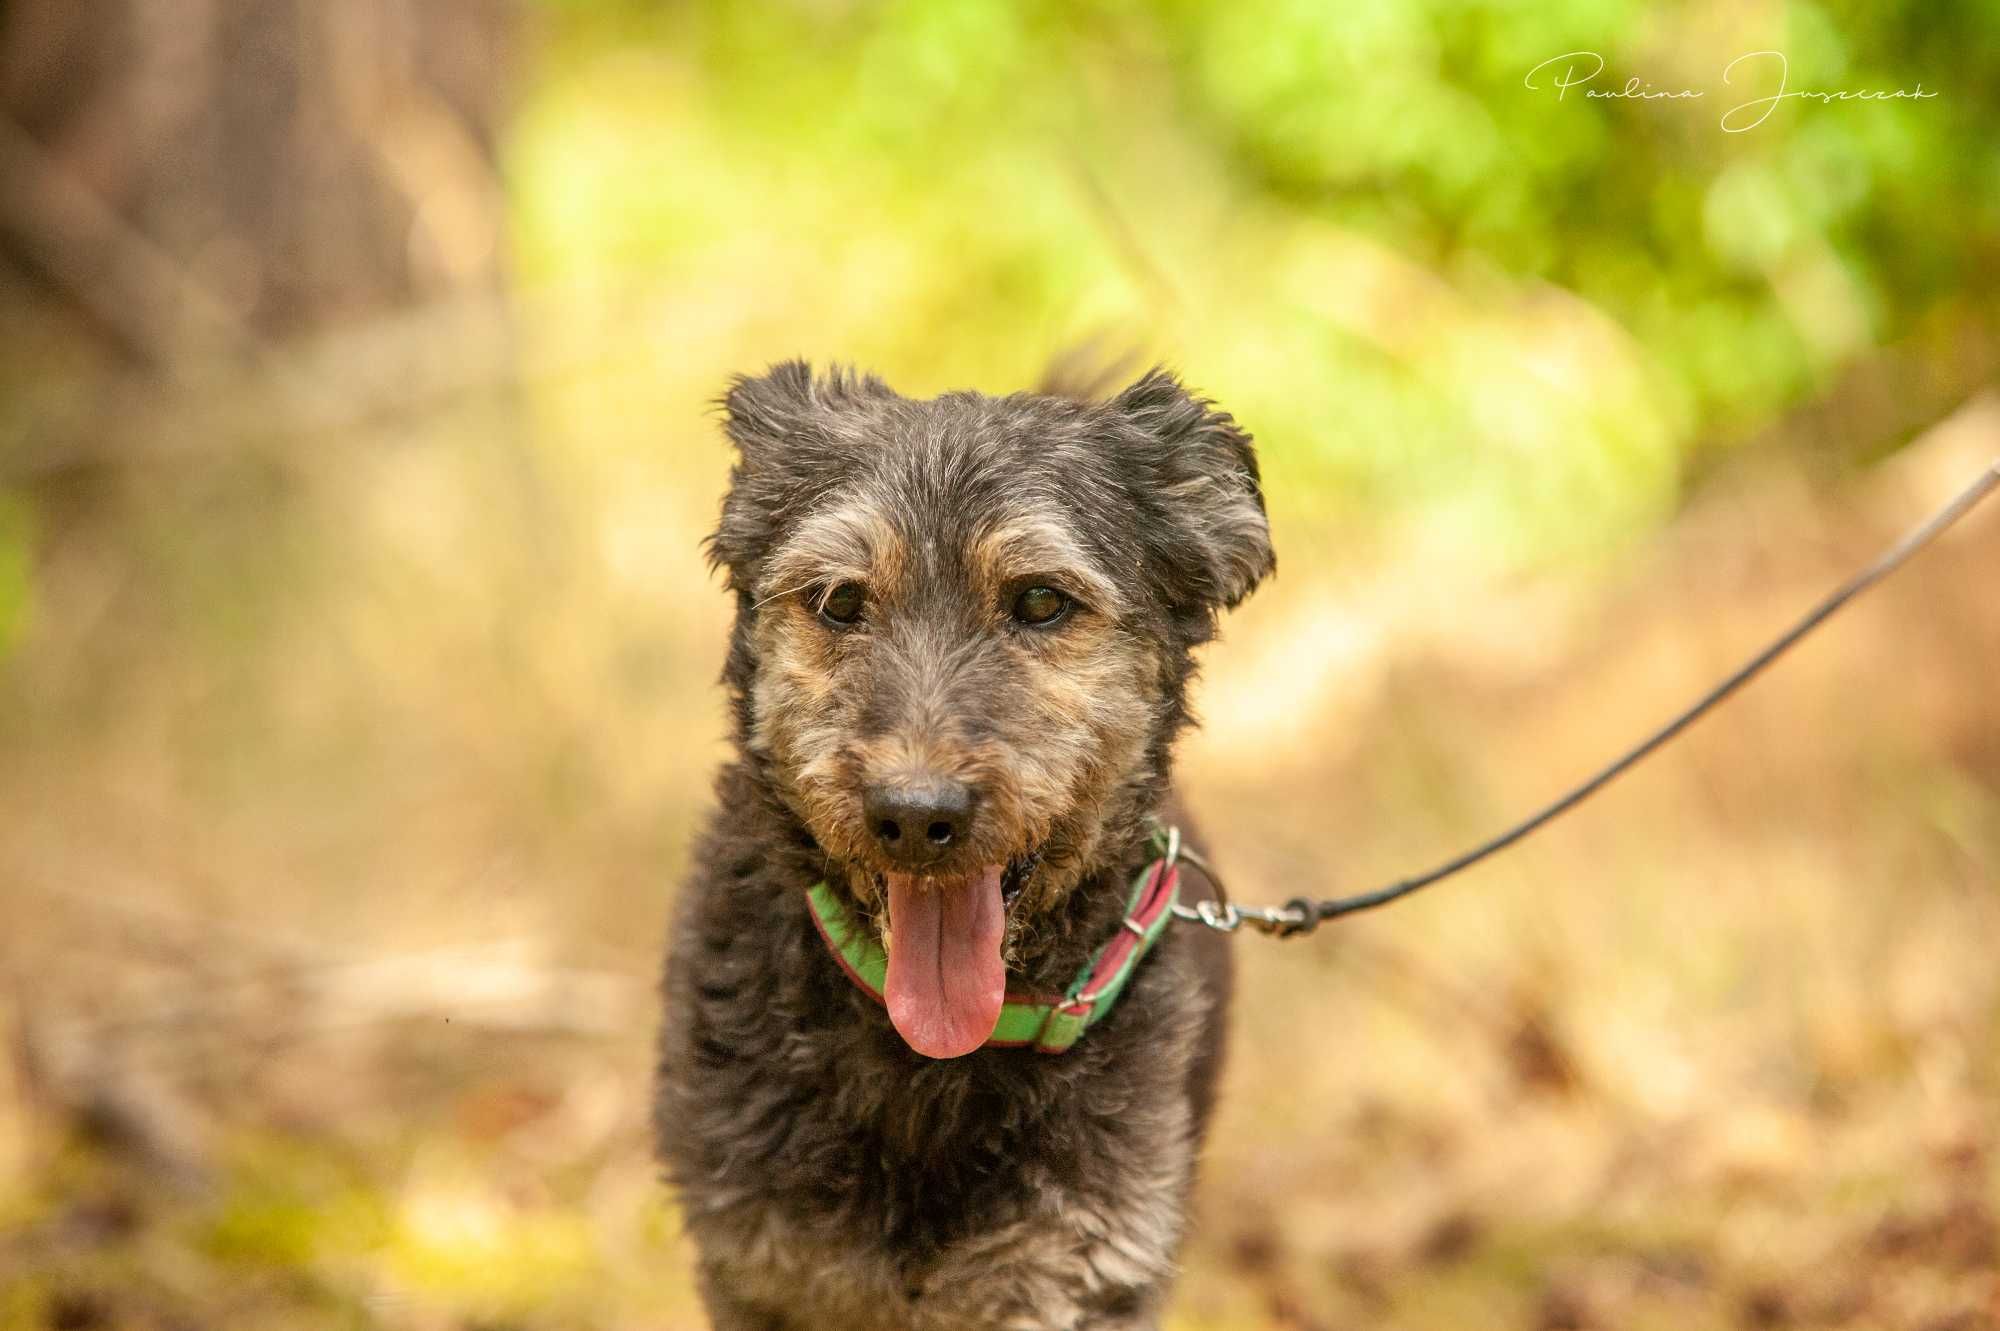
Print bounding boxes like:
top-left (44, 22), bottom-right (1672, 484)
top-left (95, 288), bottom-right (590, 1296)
top-left (968, 515), bottom-right (1123, 615)
top-left (758, 502), bottom-right (904, 602)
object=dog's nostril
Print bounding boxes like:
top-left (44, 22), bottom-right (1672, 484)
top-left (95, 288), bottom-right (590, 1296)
top-left (864, 779), bottom-right (973, 861)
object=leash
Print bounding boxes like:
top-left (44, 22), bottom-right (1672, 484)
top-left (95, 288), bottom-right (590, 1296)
top-left (1169, 460), bottom-right (2000, 939)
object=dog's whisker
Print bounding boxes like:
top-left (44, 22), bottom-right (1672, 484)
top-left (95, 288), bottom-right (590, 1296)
top-left (749, 581), bottom-right (818, 613)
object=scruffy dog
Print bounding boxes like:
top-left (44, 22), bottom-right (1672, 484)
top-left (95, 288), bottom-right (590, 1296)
top-left (655, 361), bottom-right (1275, 1329)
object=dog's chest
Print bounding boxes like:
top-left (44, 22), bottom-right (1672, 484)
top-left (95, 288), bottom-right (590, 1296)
top-left (696, 1113), bottom-right (1192, 1330)
top-left (691, 1017), bottom-right (1198, 1320)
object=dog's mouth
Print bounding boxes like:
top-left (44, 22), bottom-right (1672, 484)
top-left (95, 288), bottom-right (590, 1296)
top-left (868, 849), bottom-right (1040, 911)
top-left (873, 848), bottom-right (1041, 1061)
top-left (1001, 849), bottom-right (1040, 907)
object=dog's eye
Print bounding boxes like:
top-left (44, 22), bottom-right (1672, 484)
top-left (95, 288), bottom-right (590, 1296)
top-left (817, 582), bottom-right (866, 627)
top-left (1010, 586), bottom-right (1072, 627)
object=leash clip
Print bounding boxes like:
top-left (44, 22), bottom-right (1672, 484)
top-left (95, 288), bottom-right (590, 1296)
top-left (1185, 898), bottom-right (1242, 932)
top-left (1151, 818), bottom-right (1319, 936)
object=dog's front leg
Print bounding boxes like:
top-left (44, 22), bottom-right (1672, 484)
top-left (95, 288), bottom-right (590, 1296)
top-left (988, 1293), bottom-right (1167, 1331)
top-left (937, 1227), bottom-right (1180, 1331)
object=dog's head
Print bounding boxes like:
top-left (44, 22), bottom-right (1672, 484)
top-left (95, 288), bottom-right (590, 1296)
top-left (708, 361), bottom-right (1273, 1056)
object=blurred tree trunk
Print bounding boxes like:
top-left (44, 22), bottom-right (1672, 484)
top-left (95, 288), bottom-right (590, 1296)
top-left (0, 0), bottom-right (515, 364)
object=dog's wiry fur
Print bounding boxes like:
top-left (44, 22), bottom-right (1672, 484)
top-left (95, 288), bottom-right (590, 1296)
top-left (656, 362), bottom-right (1275, 1329)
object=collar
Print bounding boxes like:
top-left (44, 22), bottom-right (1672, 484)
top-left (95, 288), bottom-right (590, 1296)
top-left (804, 847), bottom-right (1182, 1054)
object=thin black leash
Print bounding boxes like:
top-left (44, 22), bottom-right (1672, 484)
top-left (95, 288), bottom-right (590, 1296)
top-left (1168, 459), bottom-right (2000, 938)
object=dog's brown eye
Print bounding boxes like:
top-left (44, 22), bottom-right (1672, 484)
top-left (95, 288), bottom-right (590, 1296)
top-left (818, 582), bottom-right (866, 627)
top-left (1011, 586), bottom-right (1071, 627)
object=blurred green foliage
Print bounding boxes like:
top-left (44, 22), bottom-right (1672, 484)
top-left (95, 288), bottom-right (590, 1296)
top-left (512, 0), bottom-right (1998, 563)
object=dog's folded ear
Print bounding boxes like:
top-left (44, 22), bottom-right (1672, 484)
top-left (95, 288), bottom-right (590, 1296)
top-left (707, 361), bottom-right (887, 590)
top-left (1112, 369), bottom-right (1276, 614)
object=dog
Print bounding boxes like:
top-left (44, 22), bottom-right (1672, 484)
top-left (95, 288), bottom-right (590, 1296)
top-left (655, 360), bottom-right (1275, 1329)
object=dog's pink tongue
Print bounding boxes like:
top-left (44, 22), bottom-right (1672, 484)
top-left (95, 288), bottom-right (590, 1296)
top-left (884, 867), bottom-right (1007, 1059)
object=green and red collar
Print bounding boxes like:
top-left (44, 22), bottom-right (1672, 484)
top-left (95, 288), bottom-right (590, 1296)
top-left (804, 847), bottom-right (1182, 1054)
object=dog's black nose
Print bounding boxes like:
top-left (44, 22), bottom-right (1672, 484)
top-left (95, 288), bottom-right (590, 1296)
top-left (864, 780), bottom-right (973, 867)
